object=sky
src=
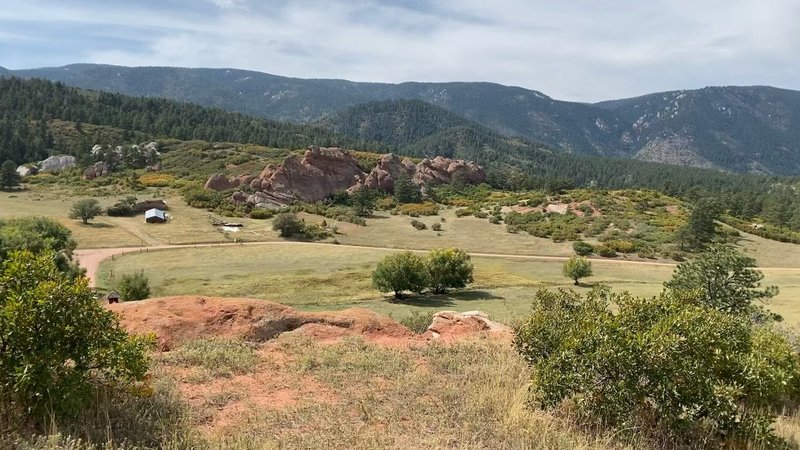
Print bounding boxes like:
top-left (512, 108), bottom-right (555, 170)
top-left (1, 0), bottom-right (798, 102)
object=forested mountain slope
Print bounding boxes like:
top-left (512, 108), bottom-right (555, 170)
top-left (595, 86), bottom-right (800, 174)
top-left (9, 64), bottom-right (800, 174)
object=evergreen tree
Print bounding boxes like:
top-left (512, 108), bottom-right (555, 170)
top-left (0, 159), bottom-right (20, 189)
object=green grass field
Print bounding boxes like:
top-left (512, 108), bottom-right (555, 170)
top-left (97, 243), bottom-right (800, 325)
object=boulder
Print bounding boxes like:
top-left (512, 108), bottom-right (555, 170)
top-left (91, 144), bottom-right (104, 156)
top-left (230, 191), bottom-right (248, 204)
top-left (204, 173), bottom-right (240, 191)
top-left (414, 156), bottom-right (485, 186)
top-left (423, 311), bottom-right (512, 340)
top-left (363, 153), bottom-right (417, 192)
top-left (83, 161), bottom-right (110, 180)
top-left (40, 155), bottom-right (76, 173)
top-left (16, 165), bottom-right (36, 177)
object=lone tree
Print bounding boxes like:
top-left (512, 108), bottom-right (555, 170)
top-left (350, 187), bottom-right (376, 217)
top-left (272, 212), bottom-right (305, 238)
top-left (0, 160), bottom-right (20, 189)
top-left (0, 250), bottom-right (150, 422)
top-left (393, 174), bottom-right (421, 204)
top-left (563, 255), bottom-right (593, 285)
top-left (677, 198), bottom-right (721, 250)
top-left (372, 251), bottom-right (429, 298)
top-left (664, 244), bottom-right (778, 316)
top-left (69, 198), bottom-right (103, 224)
top-left (427, 248), bottom-right (474, 294)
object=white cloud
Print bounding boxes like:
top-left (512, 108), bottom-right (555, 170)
top-left (2, 0), bottom-right (800, 101)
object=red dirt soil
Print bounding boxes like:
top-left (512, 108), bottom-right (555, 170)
top-left (108, 296), bottom-right (416, 350)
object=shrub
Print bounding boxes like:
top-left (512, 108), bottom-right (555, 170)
top-left (431, 222), bottom-right (442, 231)
top-left (250, 208), bottom-right (274, 220)
top-left (272, 213), bottom-right (305, 237)
top-left (455, 209), bottom-right (473, 217)
top-left (375, 197), bottom-right (397, 210)
top-left (562, 255), bottom-right (592, 285)
top-left (489, 215), bottom-right (502, 224)
top-left (372, 251), bottom-right (429, 298)
top-left (603, 239), bottom-right (636, 253)
top-left (410, 219), bottom-right (427, 230)
top-left (473, 211), bottom-right (488, 219)
top-left (426, 248), bottom-right (474, 294)
top-left (116, 271), bottom-right (151, 301)
top-left (400, 311), bottom-right (434, 334)
top-left (0, 251), bottom-right (151, 422)
top-left (397, 202), bottom-right (440, 216)
top-left (138, 173), bottom-right (175, 187)
top-left (595, 245), bottom-right (617, 258)
top-left (572, 241), bottom-right (594, 256)
top-left (514, 288), bottom-right (800, 446)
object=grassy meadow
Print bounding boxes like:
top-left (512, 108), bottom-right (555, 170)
top-left (97, 242), bottom-right (800, 325)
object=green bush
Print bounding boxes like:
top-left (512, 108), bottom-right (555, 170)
top-left (514, 287), bottom-right (800, 446)
top-left (426, 248), bottom-right (474, 294)
top-left (595, 245), bottom-right (617, 258)
top-left (431, 222), bottom-right (442, 232)
top-left (410, 219), bottom-right (427, 230)
top-left (400, 311), bottom-right (434, 334)
top-left (572, 241), bottom-right (594, 256)
top-left (272, 213), bottom-right (305, 237)
top-left (116, 271), bottom-right (151, 301)
top-left (0, 251), bottom-right (151, 422)
top-left (372, 251), bottom-right (429, 298)
top-left (250, 209), bottom-right (274, 220)
top-left (473, 211), bottom-right (488, 219)
top-left (455, 209), bottom-right (473, 218)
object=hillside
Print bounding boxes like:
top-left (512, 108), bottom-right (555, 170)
top-left (596, 86), bottom-right (800, 174)
top-left (6, 64), bottom-right (630, 156)
top-left (10, 64), bottom-right (800, 174)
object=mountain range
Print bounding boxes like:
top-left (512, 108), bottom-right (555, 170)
top-left (5, 64), bottom-right (800, 175)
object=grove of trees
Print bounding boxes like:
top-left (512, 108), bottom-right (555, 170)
top-left (372, 248), bottom-right (474, 298)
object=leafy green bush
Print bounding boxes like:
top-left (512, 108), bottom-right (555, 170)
top-left (514, 287), bottom-right (800, 446)
top-left (372, 251), bottom-right (429, 298)
top-left (272, 213), bottom-right (305, 237)
top-left (400, 311), bottom-right (435, 334)
top-left (426, 248), bottom-right (474, 294)
top-left (455, 209), bottom-right (473, 217)
top-left (431, 222), bottom-right (443, 231)
top-left (0, 251), bottom-right (151, 422)
top-left (410, 219), bottom-right (427, 230)
top-left (572, 241), bottom-right (594, 256)
top-left (473, 211), bottom-right (488, 219)
top-left (249, 208), bottom-right (274, 220)
top-left (116, 271), bottom-right (151, 301)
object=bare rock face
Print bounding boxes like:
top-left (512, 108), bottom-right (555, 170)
top-left (363, 153), bottom-right (417, 191)
top-left (256, 147), bottom-right (366, 203)
top-left (40, 155), bottom-right (76, 173)
top-left (83, 161), bottom-right (110, 180)
top-left (414, 156), bottom-right (486, 186)
top-left (422, 311), bottom-right (512, 341)
top-left (204, 173), bottom-right (241, 191)
top-left (203, 146), bottom-right (485, 206)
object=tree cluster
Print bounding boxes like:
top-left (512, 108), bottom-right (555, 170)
top-left (372, 248), bottom-right (474, 298)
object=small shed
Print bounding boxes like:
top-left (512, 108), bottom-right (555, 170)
top-left (104, 291), bottom-right (121, 304)
top-left (145, 208), bottom-right (167, 224)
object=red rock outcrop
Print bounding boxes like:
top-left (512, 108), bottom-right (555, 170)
top-left (204, 146), bottom-right (485, 205)
top-left (414, 156), bottom-right (486, 186)
top-left (362, 153), bottom-right (417, 191)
